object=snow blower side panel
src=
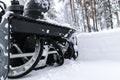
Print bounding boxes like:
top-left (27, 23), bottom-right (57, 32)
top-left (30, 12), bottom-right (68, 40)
top-left (9, 15), bottom-right (75, 38)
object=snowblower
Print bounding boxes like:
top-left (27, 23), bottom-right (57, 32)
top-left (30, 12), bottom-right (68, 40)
top-left (0, 0), bottom-right (78, 79)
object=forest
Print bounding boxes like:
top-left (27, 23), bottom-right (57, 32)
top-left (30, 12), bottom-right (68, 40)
top-left (45, 0), bottom-right (120, 32)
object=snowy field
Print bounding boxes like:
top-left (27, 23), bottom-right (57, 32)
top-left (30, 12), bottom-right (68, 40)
top-left (8, 28), bottom-right (120, 80)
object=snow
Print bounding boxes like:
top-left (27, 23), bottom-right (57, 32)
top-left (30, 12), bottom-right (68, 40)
top-left (1, 0), bottom-right (10, 7)
top-left (7, 61), bottom-right (120, 80)
top-left (7, 28), bottom-right (120, 80)
top-left (78, 28), bottom-right (120, 61)
top-left (37, 18), bottom-right (74, 29)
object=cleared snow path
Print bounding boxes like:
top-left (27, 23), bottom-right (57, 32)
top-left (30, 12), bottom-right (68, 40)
top-left (8, 60), bottom-right (120, 80)
top-left (8, 28), bottom-right (120, 80)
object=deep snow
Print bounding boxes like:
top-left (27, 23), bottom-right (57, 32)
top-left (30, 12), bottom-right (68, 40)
top-left (8, 28), bottom-right (120, 80)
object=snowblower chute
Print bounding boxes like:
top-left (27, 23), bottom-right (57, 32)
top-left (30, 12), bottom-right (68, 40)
top-left (0, 0), bottom-right (78, 79)
top-left (10, 14), bottom-right (75, 38)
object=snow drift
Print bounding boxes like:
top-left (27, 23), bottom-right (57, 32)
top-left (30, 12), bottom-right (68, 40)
top-left (78, 28), bottom-right (120, 61)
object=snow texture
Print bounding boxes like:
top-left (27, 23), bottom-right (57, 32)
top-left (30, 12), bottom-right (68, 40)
top-left (2, 0), bottom-right (10, 7)
top-left (78, 28), bottom-right (120, 61)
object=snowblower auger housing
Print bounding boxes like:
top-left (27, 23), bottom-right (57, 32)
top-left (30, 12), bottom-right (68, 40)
top-left (0, 0), bottom-right (78, 79)
top-left (9, 14), bottom-right (75, 38)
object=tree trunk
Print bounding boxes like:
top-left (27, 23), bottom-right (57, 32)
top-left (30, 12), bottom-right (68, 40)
top-left (108, 0), bottom-right (113, 29)
top-left (93, 0), bottom-right (98, 31)
top-left (84, 0), bottom-right (91, 32)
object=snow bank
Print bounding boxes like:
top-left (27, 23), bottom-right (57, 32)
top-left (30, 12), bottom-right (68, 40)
top-left (78, 28), bottom-right (120, 61)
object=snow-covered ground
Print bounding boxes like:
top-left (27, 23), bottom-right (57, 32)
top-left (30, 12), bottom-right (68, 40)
top-left (7, 61), bottom-right (120, 80)
top-left (7, 28), bottom-right (120, 80)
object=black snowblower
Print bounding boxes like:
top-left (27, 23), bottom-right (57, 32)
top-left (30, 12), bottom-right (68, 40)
top-left (0, 0), bottom-right (78, 79)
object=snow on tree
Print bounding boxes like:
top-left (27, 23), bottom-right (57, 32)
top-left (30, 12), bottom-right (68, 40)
top-left (7, 0), bottom-right (120, 32)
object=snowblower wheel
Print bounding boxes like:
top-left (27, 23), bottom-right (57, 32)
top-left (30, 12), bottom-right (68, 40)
top-left (64, 42), bottom-right (78, 60)
top-left (8, 36), bottom-right (43, 78)
top-left (47, 39), bottom-right (64, 66)
top-left (34, 39), bottom-right (64, 70)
